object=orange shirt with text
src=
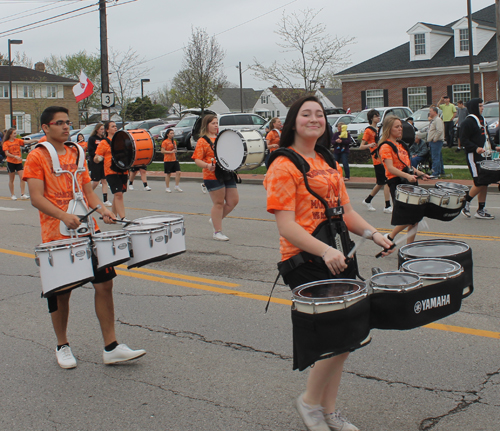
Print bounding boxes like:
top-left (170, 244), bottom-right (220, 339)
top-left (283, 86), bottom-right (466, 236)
top-left (264, 150), bottom-right (350, 261)
top-left (161, 138), bottom-right (177, 162)
top-left (192, 137), bottom-right (217, 180)
top-left (378, 139), bottom-right (411, 180)
top-left (3, 138), bottom-right (24, 164)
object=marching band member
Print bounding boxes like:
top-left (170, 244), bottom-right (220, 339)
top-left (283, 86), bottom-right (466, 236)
top-left (23, 106), bottom-right (145, 369)
top-left (265, 117), bottom-right (282, 168)
top-left (87, 123), bottom-right (111, 206)
top-left (161, 128), bottom-right (183, 193)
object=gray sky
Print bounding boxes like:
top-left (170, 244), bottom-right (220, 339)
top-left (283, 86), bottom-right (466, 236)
top-left (0, 0), bottom-right (494, 97)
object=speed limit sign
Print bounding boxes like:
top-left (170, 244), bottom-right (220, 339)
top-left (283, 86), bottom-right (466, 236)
top-left (101, 92), bottom-right (115, 108)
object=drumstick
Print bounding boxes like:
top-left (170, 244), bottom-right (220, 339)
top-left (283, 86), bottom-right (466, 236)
top-left (375, 221), bottom-right (426, 258)
top-left (79, 205), bottom-right (101, 222)
top-left (347, 229), bottom-right (372, 259)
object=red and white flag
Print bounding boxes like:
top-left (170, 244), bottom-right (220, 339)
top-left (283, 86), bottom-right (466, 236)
top-left (346, 107), bottom-right (351, 114)
top-left (72, 70), bottom-right (94, 102)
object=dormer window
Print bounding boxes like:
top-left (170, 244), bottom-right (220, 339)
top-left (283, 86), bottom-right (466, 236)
top-left (459, 29), bottom-right (469, 52)
top-left (414, 34), bottom-right (426, 55)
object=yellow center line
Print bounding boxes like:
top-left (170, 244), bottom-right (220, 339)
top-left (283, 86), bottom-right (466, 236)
top-left (2, 247), bottom-right (500, 339)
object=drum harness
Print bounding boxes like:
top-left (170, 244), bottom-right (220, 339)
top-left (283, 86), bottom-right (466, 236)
top-left (365, 126), bottom-right (380, 161)
top-left (201, 135), bottom-right (242, 184)
top-left (265, 144), bottom-right (362, 311)
top-left (102, 137), bottom-right (129, 174)
top-left (377, 140), bottom-right (417, 186)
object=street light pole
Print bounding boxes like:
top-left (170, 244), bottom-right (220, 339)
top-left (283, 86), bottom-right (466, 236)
top-left (140, 78), bottom-right (150, 120)
top-left (238, 62), bottom-right (243, 113)
top-left (8, 39), bottom-right (23, 128)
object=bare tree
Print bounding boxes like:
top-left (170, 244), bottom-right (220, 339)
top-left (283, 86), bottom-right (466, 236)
top-left (0, 51), bottom-right (33, 67)
top-left (108, 47), bottom-right (148, 123)
top-left (250, 8), bottom-right (355, 91)
top-left (172, 27), bottom-right (227, 113)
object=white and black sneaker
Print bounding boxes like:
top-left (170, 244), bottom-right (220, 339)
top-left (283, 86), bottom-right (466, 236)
top-left (474, 209), bottom-right (494, 220)
top-left (461, 202), bottom-right (471, 218)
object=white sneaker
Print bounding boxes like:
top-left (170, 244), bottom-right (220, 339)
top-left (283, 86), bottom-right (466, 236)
top-left (144, 186), bottom-right (151, 191)
top-left (295, 393), bottom-right (330, 431)
top-left (383, 206), bottom-right (393, 214)
top-left (324, 412), bottom-right (359, 431)
top-left (103, 201), bottom-right (112, 207)
top-left (128, 184), bottom-right (134, 190)
top-left (56, 345), bottom-right (77, 369)
top-left (213, 231), bottom-right (229, 241)
top-left (362, 199), bottom-right (376, 211)
top-left (201, 184), bottom-right (208, 194)
top-left (20, 194), bottom-right (30, 199)
top-left (11, 195), bottom-right (17, 201)
top-left (175, 186), bottom-right (183, 192)
top-left (103, 344), bottom-right (146, 365)
top-left (166, 188), bottom-right (171, 193)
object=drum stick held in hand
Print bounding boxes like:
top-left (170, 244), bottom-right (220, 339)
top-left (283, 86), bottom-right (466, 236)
top-left (347, 229), bottom-right (372, 259)
top-left (375, 222), bottom-right (424, 258)
top-left (79, 205), bottom-right (101, 222)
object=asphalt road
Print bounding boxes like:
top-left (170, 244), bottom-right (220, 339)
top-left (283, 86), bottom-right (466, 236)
top-left (0, 179), bottom-right (499, 431)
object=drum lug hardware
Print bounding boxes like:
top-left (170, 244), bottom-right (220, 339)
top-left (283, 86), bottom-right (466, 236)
top-left (49, 252), bottom-right (54, 267)
top-left (443, 197), bottom-right (450, 205)
top-left (149, 234), bottom-right (153, 248)
top-left (164, 234), bottom-right (168, 244)
top-left (86, 249), bottom-right (92, 259)
top-left (70, 251), bottom-right (75, 263)
top-left (112, 242), bottom-right (116, 256)
top-left (35, 256), bottom-right (40, 267)
top-left (182, 227), bottom-right (186, 236)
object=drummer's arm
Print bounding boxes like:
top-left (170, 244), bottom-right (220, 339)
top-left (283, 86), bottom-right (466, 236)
top-left (27, 178), bottom-right (81, 229)
top-left (82, 182), bottom-right (116, 223)
top-left (194, 158), bottom-right (215, 171)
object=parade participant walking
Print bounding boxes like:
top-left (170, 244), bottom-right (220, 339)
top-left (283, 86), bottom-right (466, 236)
top-left (161, 128), bottom-right (183, 193)
top-left (76, 133), bottom-right (87, 152)
top-left (331, 122), bottom-right (351, 181)
top-left (460, 98), bottom-right (499, 220)
top-left (192, 115), bottom-right (239, 241)
top-left (438, 96), bottom-right (457, 148)
top-left (378, 116), bottom-right (430, 244)
top-left (94, 121), bottom-right (129, 220)
top-left (265, 96), bottom-right (393, 431)
top-left (264, 117), bottom-right (282, 168)
top-left (128, 166), bottom-right (151, 191)
top-left (2, 128), bottom-right (38, 200)
top-left (359, 109), bottom-right (392, 213)
top-left (427, 107), bottom-right (445, 178)
top-left (87, 123), bottom-right (111, 207)
top-left (23, 106), bottom-right (145, 369)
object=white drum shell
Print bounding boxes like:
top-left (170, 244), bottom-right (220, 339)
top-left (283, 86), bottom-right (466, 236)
top-left (124, 224), bottom-right (168, 268)
top-left (35, 238), bottom-right (94, 297)
top-left (400, 258), bottom-right (463, 287)
top-left (215, 129), bottom-right (266, 171)
top-left (428, 189), bottom-right (465, 210)
top-left (92, 230), bottom-right (131, 270)
top-left (134, 215), bottom-right (186, 256)
top-left (395, 185), bottom-right (429, 205)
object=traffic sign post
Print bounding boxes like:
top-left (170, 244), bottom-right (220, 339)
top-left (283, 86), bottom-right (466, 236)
top-left (101, 92), bottom-right (115, 108)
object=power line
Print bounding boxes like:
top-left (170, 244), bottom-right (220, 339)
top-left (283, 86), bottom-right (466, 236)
top-left (0, 0), bottom-right (81, 26)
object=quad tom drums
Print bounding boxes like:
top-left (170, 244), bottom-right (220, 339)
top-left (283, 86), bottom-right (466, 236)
top-left (291, 279), bottom-right (371, 370)
top-left (111, 129), bottom-right (154, 170)
top-left (393, 184), bottom-right (429, 225)
top-left (424, 187), bottom-right (465, 222)
top-left (134, 215), bottom-right (186, 257)
top-left (92, 230), bottom-right (131, 270)
top-left (124, 224), bottom-right (169, 269)
top-left (214, 129), bottom-right (266, 171)
top-left (476, 160), bottom-right (500, 185)
top-left (35, 238), bottom-right (94, 297)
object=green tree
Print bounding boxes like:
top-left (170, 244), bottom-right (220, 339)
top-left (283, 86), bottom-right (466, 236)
top-left (122, 96), bottom-right (167, 121)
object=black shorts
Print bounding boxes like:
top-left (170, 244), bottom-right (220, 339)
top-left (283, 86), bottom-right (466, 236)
top-left (164, 161), bottom-right (181, 174)
top-left (466, 151), bottom-right (488, 187)
top-left (89, 161), bottom-right (105, 182)
top-left (130, 165), bottom-right (147, 172)
top-left (7, 162), bottom-right (23, 172)
top-left (106, 174), bottom-right (128, 194)
top-left (374, 163), bottom-right (387, 185)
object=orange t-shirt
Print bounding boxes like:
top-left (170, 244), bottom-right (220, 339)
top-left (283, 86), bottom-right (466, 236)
top-left (3, 138), bottom-right (24, 164)
top-left (95, 138), bottom-right (127, 177)
top-left (378, 139), bottom-right (411, 180)
top-left (192, 137), bottom-right (217, 180)
top-left (77, 140), bottom-right (88, 152)
top-left (264, 149), bottom-right (350, 261)
top-left (266, 129), bottom-right (281, 153)
top-left (161, 138), bottom-right (177, 162)
top-left (38, 135), bottom-right (47, 143)
top-left (22, 145), bottom-right (95, 243)
top-left (362, 127), bottom-right (381, 166)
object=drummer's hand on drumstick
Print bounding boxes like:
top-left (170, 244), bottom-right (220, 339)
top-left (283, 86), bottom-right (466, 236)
top-left (477, 147), bottom-right (486, 154)
top-left (62, 213), bottom-right (81, 230)
top-left (372, 232), bottom-right (395, 256)
top-left (322, 246), bottom-right (348, 275)
top-left (406, 173), bottom-right (418, 183)
top-left (100, 208), bottom-right (117, 224)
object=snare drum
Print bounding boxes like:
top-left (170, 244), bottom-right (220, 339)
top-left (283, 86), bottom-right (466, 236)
top-left (424, 188), bottom-right (465, 222)
top-left (476, 160), bottom-right (500, 185)
top-left (214, 129), bottom-right (266, 171)
top-left (111, 129), bottom-right (154, 170)
top-left (134, 215), bottom-right (186, 257)
top-left (35, 238), bottom-right (94, 297)
top-left (291, 279), bottom-right (371, 371)
top-left (124, 224), bottom-right (168, 269)
top-left (92, 230), bottom-right (131, 270)
top-left (393, 184), bottom-right (429, 225)
top-left (398, 239), bottom-right (473, 296)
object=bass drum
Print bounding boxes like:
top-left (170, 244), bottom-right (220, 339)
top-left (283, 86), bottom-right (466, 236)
top-left (111, 129), bottom-right (154, 170)
top-left (214, 129), bottom-right (266, 171)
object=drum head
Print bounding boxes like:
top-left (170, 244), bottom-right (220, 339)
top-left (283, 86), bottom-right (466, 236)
top-left (36, 237), bottom-right (90, 250)
top-left (124, 223), bottom-right (165, 233)
top-left (92, 230), bottom-right (128, 240)
top-left (435, 182), bottom-right (469, 193)
top-left (111, 131), bottom-right (134, 169)
top-left (294, 280), bottom-right (364, 299)
top-left (370, 272), bottom-right (420, 288)
top-left (215, 129), bottom-right (245, 171)
top-left (401, 258), bottom-right (462, 279)
top-left (134, 215), bottom-right (183, 225)
top-left (400, 240), bottom-right (469, 259)
top-left (480, 160), bottom-right (500, 170)
top-left (396, 184), bottom-right (428, 195)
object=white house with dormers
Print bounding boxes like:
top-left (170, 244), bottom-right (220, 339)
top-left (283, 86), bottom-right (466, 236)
top-left (337, 3), bottom-right (497, 112)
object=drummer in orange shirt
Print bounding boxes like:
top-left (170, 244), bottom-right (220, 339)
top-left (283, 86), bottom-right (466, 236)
top-left (161, 128), bottom-right (183, 193)
top-left (2, 127), bottom-right (39, 200)
top-left (264, 117), bottom-right (282, 168)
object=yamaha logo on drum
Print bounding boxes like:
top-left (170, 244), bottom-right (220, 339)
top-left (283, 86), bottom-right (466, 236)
top-left (414, 294), bottom-right (451, 314)
top-left (154, 236), bottom-right (164, 243)
top-left (173, 228), bottom-right (181, 234)
top-left (220, 157), bottom-right (229, 168)
top-left (75, 250), bottom-right (86, 258)
top-left (118, 243), bottom-right (128, 250)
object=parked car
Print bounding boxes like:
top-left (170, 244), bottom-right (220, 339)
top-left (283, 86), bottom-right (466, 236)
top-left (124, 119), bottom-right (165, 131)
top-left (71, 123), bottom-right (98, 142)
top-left (172, 112), bottom-right (207, 149)
top-left (149, 123), bottom-right (178, 141)
top-left (347, 106), bottom-right (413, 144)
top-left (327, 114), bottom-right (355, 128)
top-left (23, 131), bottom-right (46, 141)
top-left (258, 116), bottom-right (287, 137)
top-left (324, 107), bottom-right (346, 115)
top-left (483, 101), bottom-right (499, 139)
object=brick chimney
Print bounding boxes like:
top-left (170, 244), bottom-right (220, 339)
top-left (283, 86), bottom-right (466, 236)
top-left (34, 62), bottom-right (45, 72)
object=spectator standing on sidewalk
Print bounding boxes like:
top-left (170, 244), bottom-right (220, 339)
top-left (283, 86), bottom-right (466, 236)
top-left (455, 100), bottom-right (468, 152)
top-left (331, 122), bottom-right (351, 181)
top-left (438, 96), bottom-right (457, 148)
top-left (427, 107), bottom-right (445, 178)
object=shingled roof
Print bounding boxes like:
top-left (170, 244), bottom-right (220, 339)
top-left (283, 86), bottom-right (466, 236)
top-left (215, 88), bottom-right (262, 111)
top-left (0, 65), bottom-right (77, 83)
top-left (338, 4), bottom-right (496, 76)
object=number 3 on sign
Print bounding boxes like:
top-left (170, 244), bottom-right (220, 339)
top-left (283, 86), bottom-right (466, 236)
top-left (101, 93), bottom-right (115, 108)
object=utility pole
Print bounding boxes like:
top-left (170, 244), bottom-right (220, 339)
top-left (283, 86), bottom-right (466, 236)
top-left (99, 0), bottom-right (110, 121)
top-left (238, 62), bottom-right (243, 113)
top-left (496, 0), bottom-right (500, 102)
top-left (467, 0), bottom-right (475, 98)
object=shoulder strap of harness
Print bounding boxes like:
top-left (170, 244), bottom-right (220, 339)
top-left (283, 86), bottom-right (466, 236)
top-left (35, 141), bottom-right (85, 176)
top-left (378, 140), bottom-right (411, 171)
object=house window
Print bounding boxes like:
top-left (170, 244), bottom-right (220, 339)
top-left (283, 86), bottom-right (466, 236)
top-left (0, 85), bottom-right (8, 98)
top-left (452, 84), bottom-right (471, 103)
top-left (261, 96), bottom-right (266, 104)
top-left (12, 114), bottom-right (24, 131)
top-left (23, 85), bottom-right (34, 98)
top-left (414, 34), bottom-right (426, 55)
top-left (366, 89), bottom-right (384, 108)
top-left (407, 87), bottom-right (427, 112)
top-left (459, 29), bottom-right (469, 52)
top-left (47, 85), bottom-right (57, 98)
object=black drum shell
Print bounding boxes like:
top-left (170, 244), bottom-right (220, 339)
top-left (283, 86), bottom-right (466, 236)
top-left (369, 271), bottom-right (466, 330)
top-left (392, 200), bottom-right (425, 226)
top-left (398, 239), bottom-right (473, 295)
top-left (292, 298), bottom-right (370, 371)
top-left (424, 203), bottom-right (464, 222)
